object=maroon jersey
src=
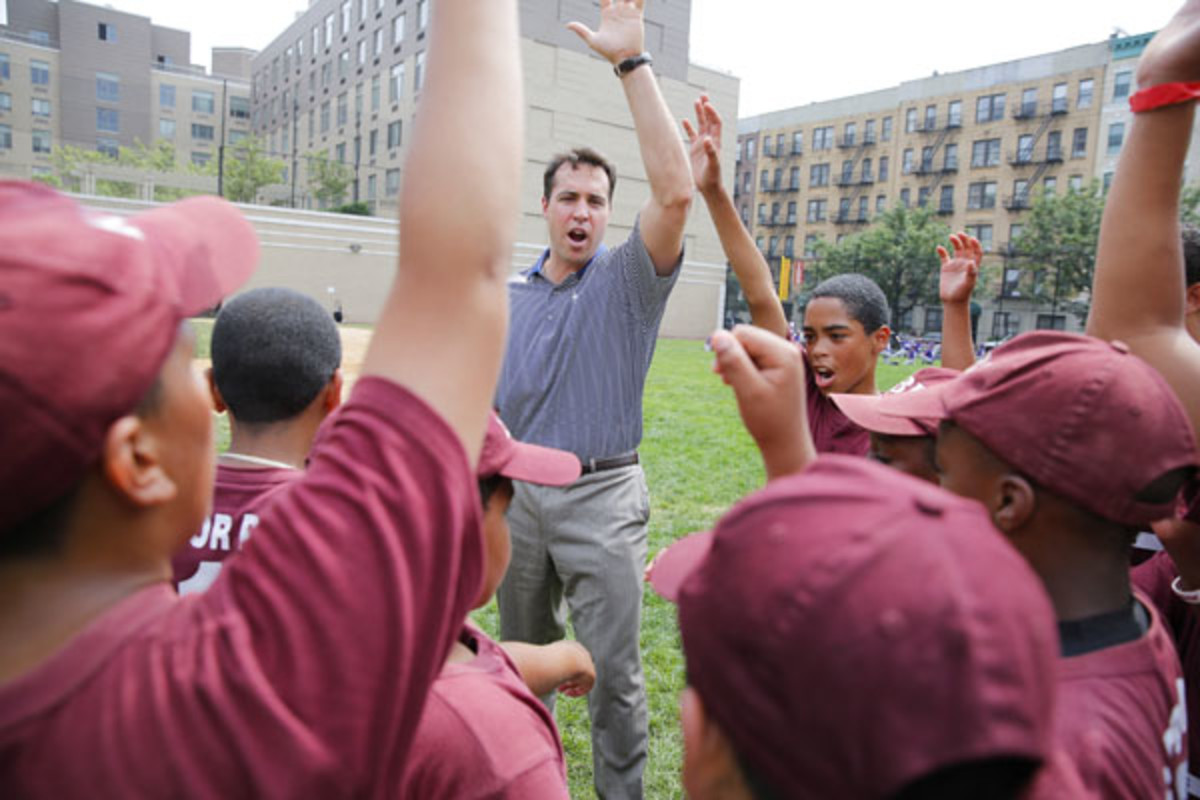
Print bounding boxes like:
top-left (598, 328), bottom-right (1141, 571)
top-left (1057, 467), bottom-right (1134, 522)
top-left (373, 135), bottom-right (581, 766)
top-left (1055, 592), bottom-right (1188, 799)
top-left (172, 464), bottom-right (299, 594)
top-left (402, 623), bottom-right (568, 799)
top-left (0, 378), bottom-right (485, 797)
top-left (802, 347), bottom-right (870, 456)
top-left (1135, 553), bottom-right (1200, 797)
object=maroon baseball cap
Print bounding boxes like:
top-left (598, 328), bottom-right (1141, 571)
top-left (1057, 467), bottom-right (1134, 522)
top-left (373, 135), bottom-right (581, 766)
top-left (877, 331), bottom-right (1198, 527)
top-left (477, 412), bottom-right (581, 485)
top-left (830, 367), bottom-right (959, 437)
top-left (649, 455), bottom-right (1059, 797)
top-left (0, 181), bottom-right (258, 531)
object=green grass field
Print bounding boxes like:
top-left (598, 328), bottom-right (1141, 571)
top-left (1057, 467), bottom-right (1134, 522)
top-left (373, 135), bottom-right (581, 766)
top-left (192, 323), bottom-right (920, 798)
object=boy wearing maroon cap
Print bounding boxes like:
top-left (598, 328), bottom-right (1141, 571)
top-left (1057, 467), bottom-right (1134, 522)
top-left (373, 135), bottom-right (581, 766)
top-left (403, 412), bottom-right (592, 799)
top-left (1084, 3), bottom-right (1200, 791)
top-left (173, 287), bottom-right (343, 594)
top-left (0, 1), bottom-right (525, 795)
top-left (879, 331), bottom-right (1195, 798)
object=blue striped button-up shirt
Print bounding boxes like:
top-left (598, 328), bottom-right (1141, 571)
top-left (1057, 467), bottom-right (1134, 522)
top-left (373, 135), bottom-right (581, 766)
top-left (496, 221), bottom-right (681, 461)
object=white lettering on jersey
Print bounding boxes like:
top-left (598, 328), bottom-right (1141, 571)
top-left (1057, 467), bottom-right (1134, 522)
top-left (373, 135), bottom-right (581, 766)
top-left (1163, 677), bottom-right (1187, 800)
top-left (190, 516), bottom-right (212, 548)
top-left (237, 513), bottom-right (259, 546)
top-left (177, 561), bottom-right (223, 597)
top-left (209, 513), bottom-right (233, 551)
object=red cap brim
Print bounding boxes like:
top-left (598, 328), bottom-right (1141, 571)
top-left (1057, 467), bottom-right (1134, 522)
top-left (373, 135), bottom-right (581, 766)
top-left (647, 530), bottom-right (714, 602)
top-left (501, 441), bottom-right (582, 486)
top-left (130, 195), bottom-right (259, 316)
top-left (874, 382), bottom-right (951, 425)
top-left (830, 393), bottom-right (931, 437)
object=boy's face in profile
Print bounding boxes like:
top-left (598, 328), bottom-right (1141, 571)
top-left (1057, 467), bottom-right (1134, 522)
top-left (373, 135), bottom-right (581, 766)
top-left (802, 297), bottom-right (887, 396)
top-left (868, 433), bottom-right (938, 484)
top-left (474, 478), bottom-right (514, 609)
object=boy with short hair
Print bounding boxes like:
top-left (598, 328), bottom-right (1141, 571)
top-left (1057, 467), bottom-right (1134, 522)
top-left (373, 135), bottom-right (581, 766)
top-left (173, 286), bottom-right (343, 594)
top-left (403, 412), bottom-right (594, 799)
top-left (879, 331), bottom-right (1194, 797)
top-left (0, 0), bottom-right (525, 793)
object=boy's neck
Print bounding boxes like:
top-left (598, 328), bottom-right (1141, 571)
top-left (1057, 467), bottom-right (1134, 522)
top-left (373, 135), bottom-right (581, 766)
top-left (225, 418), bottom-right (318, 470)
top-left (1030, 536), bottom-right (1135, 624)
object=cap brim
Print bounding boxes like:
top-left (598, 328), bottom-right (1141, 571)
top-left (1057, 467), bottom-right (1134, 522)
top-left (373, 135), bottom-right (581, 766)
top-left (875, 382), bottom-right (952, 425)
top-left (500, 441), bottom-right (582, 486)
top-left (647, 530), bottom-right (714, 602)
top-left (130, 195), bottom-right (259, 315)
top-left (830, 393), bottom-right (930, 437)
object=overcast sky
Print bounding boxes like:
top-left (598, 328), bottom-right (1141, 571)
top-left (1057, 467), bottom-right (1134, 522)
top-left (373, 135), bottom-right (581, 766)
top-left (82, 0), bottom-right (1183, 117)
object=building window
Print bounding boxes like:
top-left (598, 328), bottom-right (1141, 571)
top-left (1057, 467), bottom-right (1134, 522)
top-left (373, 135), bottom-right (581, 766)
top-left (1016, 134), bottom-right (1033, 163)
top-left (943, 143), bottom-right (958, 170)
top-left (418, 0), bottom-right (429, 31)
top-left (917, 187), bottom-right (930, 208)
top-left (1107, 122), bottom-right (1124, 155)
top-left (415, 51), bottom-right (426, 91)
top-left (939, 185), bottom-right (954, 213)
top-left (386, 167), bottom-right (400, 195)
top-left (232, 130), bottom-right (249, 145)
top-left (786, 200), bottom-right (797, 224)
top-left (389, 62), bottom-right (405, 103)
top-left (375, 28), bottom-right (384, 57)
top-left (193, 90), bottom-right (215, 114)
top-left (339, 50), bottom-right (350, 79)
top-left (1078, 78), bottom-right (1094, 108)
top-left (747, 138), bottom-right (757, 159)
top-left (812, 126), bottom-right (833, 150)
top-left (371, 74), bottom-right (381, 110)
top-left (335, 142), bottom-right (346, 163)
top-left (96, 137), bottom-right (119, 158)
top-left (1046, 130), bottom-right (1063, 161)
top-left (0, 123), bottom-right (11, 150)
top-left (810, 163), bottom-right (829, 187)
top-left (97, 108), bottom-right (119, 132)
top-left (32, 129), bottom-right (51, 154)
top-left (1071, 128), bottom-right (1087, 158)
top-left (902, 148), bottom-right (913, 174)
top-left (369, 128), bottom-right (378, 155)
top-left (387, 119), bottom-right (402, 148)
top-left (0, 54), bottom-right (9, 80)
top-left (757, 203), bottom-right (766, 224)
top-left (843, 122), bottom-right (856, 146)
top-left (804, 234), bottom-right (819, 258)
top-left (784, 235), bottom-right (795, 258)
top-left (975, 93), bottom-right (1005, 123)
top-left (965, 224), bottom-right (993, 252)
top-left (192, 151), bottom-right (211, 167)
top-left (32, 97), bottom-right (50, 117)
top-left (1103, 171), bottom-right (1114, 192)
top-left (230, 96), bottom-right (250, 119)
top-left (899, 188), bottom-right (911, 207)
top-left (0, 92), bottom-right (10, 111)
top-left (358, 39), bottom-right (367, 65)
top-left (1051, 82), bottom-right (1068, 114)
top-left (31, 60), bottom-right (50, 86)
top-left (876, 194), bottom-right (886, 213)
top-left (320, 101), bottom-right (330, 132)
top-left (325, 13), bottom-right (336, 47)
top-left (881, 116), bottom-right (892, 141)
top-left (878, 156), bottom-right (889, 181)
top-left (341, 0), bottom-right (352, 33)
top-left (924, 104), bottom-right (937, 130)
top-left (98, 22), bottom-right (116, 42)
top-left (1068, 174), bottom-right (1083, 193)
top-left (1036, 314), bottom-right (1066, 331)
top-left (967, 181), bottom-right (996, 209)
top-left (313, 25), bottom-right (321, 54)
top-left (1113, 70), bottom-right (1133, 101)
top-left (337, 92), bottom-right (348, 126)
top-left (1043, 176), bottom-right (1057, 195)
top-left (806, 198), bottom-right (827, 222)
top-left (191, 123), bottom-right (214, 141)
top-left (789, 166), bottom-right (800, 190)
top-left (393, 13), bottom-right (406, 45)
top-left (970, 138), bottom-right (1001, 168)
top-left (923, 307), bottom-right (943, 335)
top-left (947, 100), bottom-right (962, 127)
top-left (322, 62), bottom-right (332, 88)
top-left (905, 107), bottom-right (917, 132)
top-left (1013, 179), bottom-right (1029, 206)
top-left (992, 311), bottom-right (1020, 338)
top-left (367, 173), bottom-right (377, 201)
top-left (792, 130), bottom-right (803, 154)
top-left (308, 109), bottom-right (315, 138)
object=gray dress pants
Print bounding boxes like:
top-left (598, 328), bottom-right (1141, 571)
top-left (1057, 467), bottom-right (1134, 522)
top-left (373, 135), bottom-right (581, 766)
top-left (496, 463), bottom-right (650, 800)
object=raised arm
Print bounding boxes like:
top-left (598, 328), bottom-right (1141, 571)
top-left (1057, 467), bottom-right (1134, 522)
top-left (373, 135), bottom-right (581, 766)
top-left (685, 96), bottom-right (790, 339)
top-left (569, 0), bottom-right (693, 274)
top-left (361, 0), bottom-right (524, 463)
top-left (711, 325), bottom-right (816, 481)
top-left (937, 232), bottom-right (981, 370)
top-left (1086, 0), bottom-right (1200, 444)
top-left (500, 640), bottom-right (597, 698)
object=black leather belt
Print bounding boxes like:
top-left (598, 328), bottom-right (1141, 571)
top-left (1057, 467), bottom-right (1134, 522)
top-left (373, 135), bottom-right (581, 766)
top-left (580, 452), bottom-right (639, 475)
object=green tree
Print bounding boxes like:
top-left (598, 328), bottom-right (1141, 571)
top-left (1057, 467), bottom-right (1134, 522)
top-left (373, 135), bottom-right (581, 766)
top-left (1010, 181), bottom-right (1105, 322)
top-left (807, 205), bottom-right (950, 327)
top-left (307, 151), bottom-right (353, 208)
top-left (222, 136), bottom-right (285, 204)
top-left (1182, 183), bottom-right (1200, 227)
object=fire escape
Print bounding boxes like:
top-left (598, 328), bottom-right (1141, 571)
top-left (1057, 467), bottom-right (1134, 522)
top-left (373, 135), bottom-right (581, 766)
top-left (834, 131), bottom-right (876, 225)
top-left (917, 113), bottom-right (960, 209)
top-left (1004, 97), bottom-right (1064, 211)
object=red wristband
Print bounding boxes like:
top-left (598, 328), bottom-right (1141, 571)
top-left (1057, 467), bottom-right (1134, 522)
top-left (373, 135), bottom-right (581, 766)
top-left (1129, 81), bottom-right (1200, 113)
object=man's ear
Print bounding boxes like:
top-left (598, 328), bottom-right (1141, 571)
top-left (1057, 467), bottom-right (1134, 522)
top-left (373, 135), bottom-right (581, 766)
top-left (992, 472), bottom-right (1036, 533)
top-left (870, 325), bottom-right (892, 356)
top-left (206, 368), bottom-right (227, 414)
top-left (1185, 282), bottom-right (1200, 315)
top-left (100, 416), bottom-right (177, 508)
top-left (324, 369), bottom-right (344, 414)
top-left (680, 687), bottom-right (751, 800)
top-left (541, 195), bottom-right (550, 216)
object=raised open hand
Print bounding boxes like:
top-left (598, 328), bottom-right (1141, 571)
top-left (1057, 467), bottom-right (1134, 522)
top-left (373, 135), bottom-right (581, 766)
top-left (1137, 0), bottom-right (1200, 87)
top-left (937, 232), bottom-right (981, 304)
top-left (567, 0), bottom-right (646, 66)
top-left (682, 95), bottom-right (723, 194)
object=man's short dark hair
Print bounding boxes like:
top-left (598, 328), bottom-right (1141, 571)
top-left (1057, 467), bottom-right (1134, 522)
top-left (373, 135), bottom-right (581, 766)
top-left (211, 287), bottom-right (342, 424)
top-left (543, 148), bottom-right (617, 201)
top-left (810, 273), bottom-right (891, 333)
top-left (1183, 225), bottom-right (1199, 288)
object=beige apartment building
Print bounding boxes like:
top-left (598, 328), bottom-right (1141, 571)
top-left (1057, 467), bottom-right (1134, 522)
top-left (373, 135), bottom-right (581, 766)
top-left (0, 0), bottom-right (250, 195)
top-left (736, 33), bottom-right (1199, 341)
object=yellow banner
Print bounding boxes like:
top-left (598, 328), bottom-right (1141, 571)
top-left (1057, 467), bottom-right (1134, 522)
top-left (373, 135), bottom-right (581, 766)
top-left (778, 257), bottom-right (792, 302)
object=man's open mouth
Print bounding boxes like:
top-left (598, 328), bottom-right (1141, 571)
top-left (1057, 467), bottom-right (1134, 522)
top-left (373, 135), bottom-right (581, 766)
top-left (568, 229), bottom-right (588, 244)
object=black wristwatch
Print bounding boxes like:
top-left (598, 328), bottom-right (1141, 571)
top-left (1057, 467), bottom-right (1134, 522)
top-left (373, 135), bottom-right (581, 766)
top-left (614, 52), bottom-right (653, 79)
